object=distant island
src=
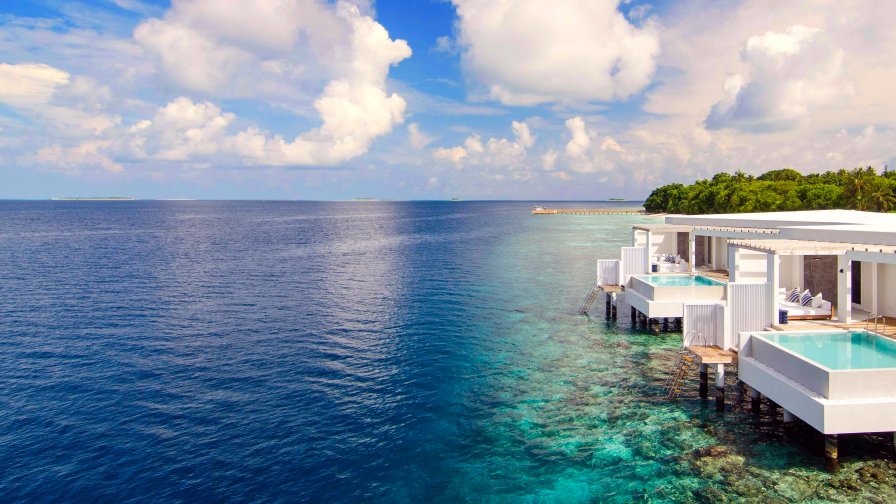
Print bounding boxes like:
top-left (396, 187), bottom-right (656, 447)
top-left (644, 167), bottom-right (896, 214)
top-left (51, 197), bottom-right (135, 201)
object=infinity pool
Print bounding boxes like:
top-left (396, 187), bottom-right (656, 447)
top-left (636, 274), bottom-right (723, 287)
top-left (759, 331), bottom-right (896, 370)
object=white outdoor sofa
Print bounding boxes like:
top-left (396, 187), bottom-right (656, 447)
top-left (778, 289), bottom-right (834, 320)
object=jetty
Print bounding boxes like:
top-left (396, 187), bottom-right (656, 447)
top-left (532, 208), bottom-right (646, 215)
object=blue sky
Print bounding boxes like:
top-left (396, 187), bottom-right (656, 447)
top-left (1, 0), bottom-right (895, 199)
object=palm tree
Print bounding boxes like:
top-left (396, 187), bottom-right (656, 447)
top-left (868, 180), bottom-right (896, 212)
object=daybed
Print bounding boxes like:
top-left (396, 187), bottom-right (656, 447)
top-left (652, 254), bottom-right (689, 273)
top-left (778, 288), bottom-right (834, 321)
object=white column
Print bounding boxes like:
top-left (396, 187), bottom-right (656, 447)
top-left (871, 262), bottom-right (879, 315)
top-left (728, 244), bottom-right (738, 283)
top-left (837, 255), bottom-right (852, 322)
top-left (767, 253), bottom-right (780, 324)
top-left (645, 231), bottom-right (652, 273)
top-left (689, 232), bottom-right (696, 271)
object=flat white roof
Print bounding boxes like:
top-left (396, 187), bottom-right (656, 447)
top-left (666, 210), bottom-right (896, 230)
top-left (633, 224), bottom-right (692, 232)
top-left (730, 239), bottom-right (896, 256)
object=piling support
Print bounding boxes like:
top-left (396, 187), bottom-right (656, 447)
top-left (699, 364), bottom-right (708, 399)
top-left (825, 435), bottom-right (839, 472)
top-left (631, 306), bottom-right (636, 326)
top-left (750, 388), bottom-right (761, 415)
top-left (714, 364), bottom-right (725, 411)
top-left (783, 409), bottom-right (795, 423)
top-left (605, 293), bottom-right (612, 318)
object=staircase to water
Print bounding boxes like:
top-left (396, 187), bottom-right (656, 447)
top-left (579, 286), bottom-right (601, 315)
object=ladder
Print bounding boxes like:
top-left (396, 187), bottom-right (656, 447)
top-left (866, 314), bottom-right (886, 334)
top-left (579, 285), bottom-right (601, 315)
top-left (663, 350), bottom-right (695, 398)
top-left (662, 331), bottom-right (704, 399)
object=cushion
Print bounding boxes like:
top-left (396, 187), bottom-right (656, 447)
top-left (811, 293), bottom-right (824, 308)
top-left (788, 288), bottom-right (801, 302)
top-left (801, 290), bottom-right (813, 307)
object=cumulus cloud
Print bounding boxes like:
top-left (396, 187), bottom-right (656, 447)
top-left (432, 121), bottom-right (534, 169)
top-left (407, 123), bottom-right (433, 150)
top-left (561, 116), bottom-right (625, 173)
top-left (451, 0), bottom-right (659, 105)
top-left (131, 0), bottom-right (410, 166)
top-left (0, 63), bottom-right (70, 107)
top-left (706, 25), bottom-right (851, 132)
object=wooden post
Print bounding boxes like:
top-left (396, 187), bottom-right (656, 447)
top-left (699, 364), bottom-right (708, 399)
top-left (715, 363), bottom-right (725, 411)
top-left (825, 435), bottom-right (839, 472)
top-left (750, 388), bottom-right (761, 415)
top-left (631, 306), bottom-right (637, 326)
top-left (605, 293), bottom-right (612, 318)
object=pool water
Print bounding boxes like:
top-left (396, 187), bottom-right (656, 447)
top-left (760, 331), bottom-right (896, 370)
top-left (637, 274), bottom-right (723, 287)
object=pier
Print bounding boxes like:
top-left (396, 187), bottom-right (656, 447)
top-left (532, 208), bottom-right (646, 215)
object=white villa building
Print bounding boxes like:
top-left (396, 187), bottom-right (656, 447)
top-left (596, 209), bottom-right (896, 469)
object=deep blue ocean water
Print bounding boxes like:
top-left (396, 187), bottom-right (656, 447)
top-left (2, 201), bottom-right (895, 503)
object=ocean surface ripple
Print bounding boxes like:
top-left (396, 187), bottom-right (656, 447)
top-left (1, 201), bottom-right (895, 503)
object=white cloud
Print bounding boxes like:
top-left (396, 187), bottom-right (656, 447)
top-left (26, 141), bottom-right (123, 174)
top-left (408, 123), bottom-right (433, 150)
top-left (433, 146), bottom-right (468, 166)
top-left (0, 63), bottom-right (70, 107)
top-left (451, 0), bottom-right (659, 105)
top-left (130, 1), bottom-right (410, 166)
top-left (431, 120), bottom-right (535, 173)
top-left (9, 0), bottom-right (411, 171)
top-left (706, 25), bottom-right (851, 132)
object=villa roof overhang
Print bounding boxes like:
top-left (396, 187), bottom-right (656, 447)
top-left (633, 224), bottom-right (693, 232)
top-left (729, 239), bottom-right (896, 256)
top-left (695, 226), bottom-right (780, 235)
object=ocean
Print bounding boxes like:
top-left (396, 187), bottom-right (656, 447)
top-left (1, 200), bottom-right (894, 503)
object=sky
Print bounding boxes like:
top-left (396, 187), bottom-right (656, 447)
top-left (1, 0), bottom-right (895, 200)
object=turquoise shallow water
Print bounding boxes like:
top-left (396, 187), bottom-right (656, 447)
top-left (761, 331), bottom-right (896, 370)
top-left (2, 201), bottom-right (896, 503)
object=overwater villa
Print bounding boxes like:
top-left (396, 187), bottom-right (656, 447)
top-left (594, 209), bottom-right (896, 470)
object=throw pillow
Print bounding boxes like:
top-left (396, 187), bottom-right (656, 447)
top-left (801, 290), bottom-right (813, 307)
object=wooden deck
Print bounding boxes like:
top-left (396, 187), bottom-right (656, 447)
top-left (689, 345), bottom-right (737, 364)
top-left (771, 315), bottom-right (896, 339)
top-left (598, 284), bottom-right (623, 293)
top-left (532, 208), bottom-right (646, 215)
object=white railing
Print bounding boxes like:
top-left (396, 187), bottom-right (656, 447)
top-left (683, 302), bottom-right (725, 348)
top-left (727, 282), bottom-right (771, 351)
top-left (596, 259), bottom-right (620, 285)
top-left (620, 246), bottom-right (647, 285)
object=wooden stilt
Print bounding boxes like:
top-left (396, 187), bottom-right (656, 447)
top-left (699, 364), bottom-right (708, 399)
top-left (750, 388), bottom-right (761, 415)
top-left (715, 364), bottom-right (725, 411)
top-left (825, 435), bottom-right (839, 472)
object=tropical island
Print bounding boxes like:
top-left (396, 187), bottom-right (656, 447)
top-left (644, 167), bottom-right (896, 214)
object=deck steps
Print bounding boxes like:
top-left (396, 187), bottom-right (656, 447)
top-left (579, 286), bottom-right (601, 315)
top-left (663, 349), bottom-right (696, 398)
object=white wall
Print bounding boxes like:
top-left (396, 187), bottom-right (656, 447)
top-left (633, 229), bottom-right (647, 248)
top-left (779, 255), bottom-right (802, 290)
top-left (649, 231), bottom-right (678, 257)
top-left (731, 248), bottom-right (768, 284)
top-left (877, 263), bottom-right (896, 316)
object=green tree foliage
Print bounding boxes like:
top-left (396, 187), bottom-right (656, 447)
top-left (643, 167), bottom-right (896, 214)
